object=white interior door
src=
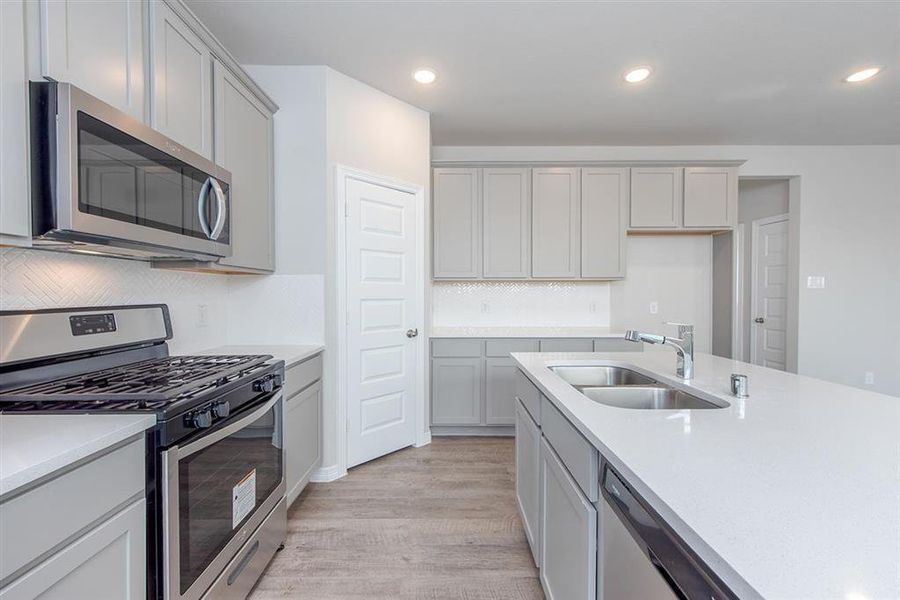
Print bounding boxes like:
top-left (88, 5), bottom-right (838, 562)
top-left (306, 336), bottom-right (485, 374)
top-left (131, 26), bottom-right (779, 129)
top-left (751, 215), bottom-right (789, 370)
top-left (346, 177), bottom-right (418, 467)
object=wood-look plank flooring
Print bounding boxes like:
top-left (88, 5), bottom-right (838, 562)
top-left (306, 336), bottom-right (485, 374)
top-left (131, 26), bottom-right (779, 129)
top-left (250, 437), bottom-right (544, 600)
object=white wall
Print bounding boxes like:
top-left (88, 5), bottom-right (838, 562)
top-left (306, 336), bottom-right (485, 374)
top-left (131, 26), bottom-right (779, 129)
top-left (243, 66), bottom-right (431, 474)
top-left (433, 145), bottom-right (900, 396)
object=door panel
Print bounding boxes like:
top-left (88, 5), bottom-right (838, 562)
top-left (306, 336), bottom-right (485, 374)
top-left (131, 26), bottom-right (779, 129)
top-left (515, 400), bottom-right (541, 566)
top-left (752, 217), bottom-right (789, 370)
top-left (684, 167), bottom-right (735, 228)
top-left (347, 178), bottom-right (418, 466)
top-left (581, 168), bottom-right (628, 278)
top-left (431, 358), bottom-right (482, 425)
top-left (483, 168), bottom-right (531, 278)
top-left (485, 357), bottom-right (518, 425)
top-left (630, 167), bottom-right (682, 228)
top-left (433, 168), bottom-right (481, 278)
top-left (532, 168), bottom-right (580, 278)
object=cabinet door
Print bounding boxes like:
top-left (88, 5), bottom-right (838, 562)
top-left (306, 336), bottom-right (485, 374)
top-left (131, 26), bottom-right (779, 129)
top-left (0, 0), bottom-right (30, 244)
top-left (41, 0), bottom-right (144, 119)
top-left (539, 438), bottom-right (597, 600)
top-left (483, 168), bottom-right (530, 278)
top-left (431, 357), bottom-right (483, 425)
top-left (0, 500), bottom-right (145, 600)
top-left (433, 168), bottom-right (481, 278)
top-left (285, 381), bottom-right (322, 506)
top-left (485, 357), bottom-right (518, 425)
top-left (581, 168), bottom-right (628, 278)
top-left (150, 1), bottom-right (213, 158)
top-left (515, 400), bottom-right (541, 566)
top-left (532, 168), bottom-right (580, 278)
top-left (683, 166), bottom-right (737, 228)
top-left (630, 167), bottom-right (683, 228)
top-left (214, 59), bottom-right (275, 271)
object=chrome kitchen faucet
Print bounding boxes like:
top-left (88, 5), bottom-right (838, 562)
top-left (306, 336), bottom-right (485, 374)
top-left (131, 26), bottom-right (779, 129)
top-left (625, 323), bottom-right (695, 380)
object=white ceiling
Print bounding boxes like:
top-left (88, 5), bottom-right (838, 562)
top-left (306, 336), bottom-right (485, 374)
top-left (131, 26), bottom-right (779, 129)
top-left (186, 0), bottom-right (900, 145)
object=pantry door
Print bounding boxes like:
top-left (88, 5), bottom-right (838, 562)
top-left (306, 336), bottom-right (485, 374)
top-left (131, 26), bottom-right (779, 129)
top-left (345, 175), bottom-right (420, 467)
top-left (751, 214), bottom-right (789, 370)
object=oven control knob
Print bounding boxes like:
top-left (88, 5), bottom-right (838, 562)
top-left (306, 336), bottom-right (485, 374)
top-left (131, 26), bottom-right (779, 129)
top-left (212, 401), bottom-right (230, 419)
top-left (253, 377), bottom-right (275, 393)
top-left (190, 409), bottom-right (213, 429)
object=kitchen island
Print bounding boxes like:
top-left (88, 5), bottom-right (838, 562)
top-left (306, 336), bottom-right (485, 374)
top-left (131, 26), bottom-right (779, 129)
top-left (513, 348), bottom-right (900, 599)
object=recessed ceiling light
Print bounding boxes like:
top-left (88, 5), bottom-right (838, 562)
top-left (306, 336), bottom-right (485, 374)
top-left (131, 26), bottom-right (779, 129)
top-left (844, 66), bottom-right (883, 83)
top-left (413, 68), bottom-right (437, 84)
top-left (624, 66), bottom-right (652, 84)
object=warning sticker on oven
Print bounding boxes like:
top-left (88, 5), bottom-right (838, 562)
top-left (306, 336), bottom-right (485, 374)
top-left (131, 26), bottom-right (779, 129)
top-left (232, 469), bottom-right (257, 529)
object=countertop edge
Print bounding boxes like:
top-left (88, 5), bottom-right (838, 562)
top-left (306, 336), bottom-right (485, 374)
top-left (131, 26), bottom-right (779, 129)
top-left (511, 352), bottom-right (762, 600)
top-left (0, 414), bottom-right (156, 499)
top-left (200, 344), bottom-right (324, 368)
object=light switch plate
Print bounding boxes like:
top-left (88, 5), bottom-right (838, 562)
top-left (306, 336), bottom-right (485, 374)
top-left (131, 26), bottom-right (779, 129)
top-left (649, 301), bottom-right (659, 315)
top-left (806, 276), bottom-right (826, 289)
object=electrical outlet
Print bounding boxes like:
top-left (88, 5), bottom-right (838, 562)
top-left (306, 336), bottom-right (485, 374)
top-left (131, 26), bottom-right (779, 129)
top-left (480, 302), bottom-right (490, 314)
top-left (649, 301), bottom-right (659, 315)
top-left (864, 372), bottom-right (875, 385)
top-left (806, 276), bottom-right (826, 289)
top-left (589, 302), bottom-right (597, 314)
top-left (197, 304), bottom-right (209, 328)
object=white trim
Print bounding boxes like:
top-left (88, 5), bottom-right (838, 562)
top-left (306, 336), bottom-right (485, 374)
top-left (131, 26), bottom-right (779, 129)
top-left (749, 213), bottom-right (789, 366)
top-left (334, 164), bottom-right (428, 475)
top-left (732, 223), bottom-right (745, 361)
top-left (309, 464), bottom-right (345, 483)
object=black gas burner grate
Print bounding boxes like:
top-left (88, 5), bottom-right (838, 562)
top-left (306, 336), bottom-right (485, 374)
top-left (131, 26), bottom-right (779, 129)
top-left (0, 355), bottom-right (271, 405)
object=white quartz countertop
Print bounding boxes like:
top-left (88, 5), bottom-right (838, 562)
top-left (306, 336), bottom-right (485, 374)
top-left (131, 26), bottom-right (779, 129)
top-left (512, 349), bottom-right (900, 600)
top-left (429, 326), bottom-right (626, 338)
top-left (200, 344), bottom-right (324, 368)
top-left (0, 414), bottom-right (156, 498)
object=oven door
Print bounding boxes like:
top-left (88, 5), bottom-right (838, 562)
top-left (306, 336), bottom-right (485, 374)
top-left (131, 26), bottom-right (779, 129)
top-left (162, 392), bottom-right (284, 600)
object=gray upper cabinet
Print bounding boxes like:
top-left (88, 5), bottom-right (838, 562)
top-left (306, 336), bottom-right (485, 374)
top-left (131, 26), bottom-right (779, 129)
top-left (532, 168), bottom-right (581, 278)
top-left (214, 59), bottom-right (276, 272)
top-left (482, 168), bottom-right (531, 278)
top-left (0, 0), bottom-right (30, 245)
top-left (41, 0), bottom-right (145, 120)
top-left (630, 167), bottom-right (683, 229)
top-left (150, 1), bottom-right (213, 159)
top-left (683, 166), bottom-right (737, 228)
top-left (433, 168), bottom-right (482, 279)
top-left (581, 167), bottom-right (628, 279)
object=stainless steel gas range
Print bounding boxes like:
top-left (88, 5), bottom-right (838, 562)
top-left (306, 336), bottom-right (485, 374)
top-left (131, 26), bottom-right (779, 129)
top-left (0, 304), bottom-right (286, 600)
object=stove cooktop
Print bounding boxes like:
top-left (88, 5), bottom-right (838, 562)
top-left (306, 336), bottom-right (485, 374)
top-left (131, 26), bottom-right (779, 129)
top-left (0, 354), bottom-right (272, 412)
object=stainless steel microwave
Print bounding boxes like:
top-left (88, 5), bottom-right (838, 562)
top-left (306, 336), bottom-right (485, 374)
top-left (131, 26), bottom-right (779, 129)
top-left (29, 82), bottom-right (232, 261)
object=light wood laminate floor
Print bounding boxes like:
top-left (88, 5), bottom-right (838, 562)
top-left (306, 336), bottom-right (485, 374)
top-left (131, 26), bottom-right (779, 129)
top-left (250, 437), bottom-right (544, 600)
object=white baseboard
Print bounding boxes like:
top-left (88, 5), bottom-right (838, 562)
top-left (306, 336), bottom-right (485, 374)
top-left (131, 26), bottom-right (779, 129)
top-left (310, 464), bottom-right (346, 482)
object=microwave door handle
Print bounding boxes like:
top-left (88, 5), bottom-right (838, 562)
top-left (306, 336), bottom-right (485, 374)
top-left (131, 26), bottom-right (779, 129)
top-left (208, 178), bottom-right (227, 241)
top-left (197, 177), bottom-right (213, 237)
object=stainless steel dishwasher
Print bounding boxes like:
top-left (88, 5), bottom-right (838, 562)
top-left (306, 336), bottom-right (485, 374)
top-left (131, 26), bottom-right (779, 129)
top-left (600, 464), bottom-right (737, 600)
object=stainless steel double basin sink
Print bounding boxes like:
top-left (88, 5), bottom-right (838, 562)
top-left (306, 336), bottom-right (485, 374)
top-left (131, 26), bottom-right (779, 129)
top-left (550, 366), bottom-right (728, 410)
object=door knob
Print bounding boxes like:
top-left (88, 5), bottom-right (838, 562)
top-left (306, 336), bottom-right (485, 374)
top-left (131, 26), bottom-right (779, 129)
top-left (406, 328), bottom-right (419, 338)
top-left (754, 317), bottom-right (765, 324)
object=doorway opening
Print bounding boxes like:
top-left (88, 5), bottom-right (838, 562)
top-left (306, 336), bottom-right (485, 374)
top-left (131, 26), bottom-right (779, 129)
top-left (711, 177), bottom-right (799, 371)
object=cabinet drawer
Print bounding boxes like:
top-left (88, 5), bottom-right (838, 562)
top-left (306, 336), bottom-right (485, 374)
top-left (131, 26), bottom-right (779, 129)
top-left (485, 338), bottom-right (539, 357)
top-left (593, 338), bottom-right (643, 352)
top-left (540, 396), bottom-right (599, 501)
top-left (431, 339), bottom-right (483, 357)
top-left (283, 353), bottom-right (323, 399)
top-left (515, 369), bottom-right (541, 424)
top-left (0, 437), bottom-right (145, 581)
top-left (539, 338), bottom-right (594, 353)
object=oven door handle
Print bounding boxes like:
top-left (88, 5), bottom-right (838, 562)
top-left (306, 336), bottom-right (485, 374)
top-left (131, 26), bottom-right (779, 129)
top-left (176, 392), bottom-right (282, 459)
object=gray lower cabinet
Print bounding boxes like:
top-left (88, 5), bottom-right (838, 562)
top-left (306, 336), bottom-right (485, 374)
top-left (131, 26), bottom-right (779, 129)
top-left (283, 354), bottom-right (324, 506)
top-left (431, 357), bottom-right (483, 425)
top-left (539, 436), bottom-right (597, 600)
top-left (515, 399), bottom-right (541, 567)
top-left (539, 338), bottom-right (595, 353)
top-left (485, 357), bottom-right (519, 425)
top-left (0, 438), bottom-right (146, 599)
top-left (285, 380), bottom-right (322, 506)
